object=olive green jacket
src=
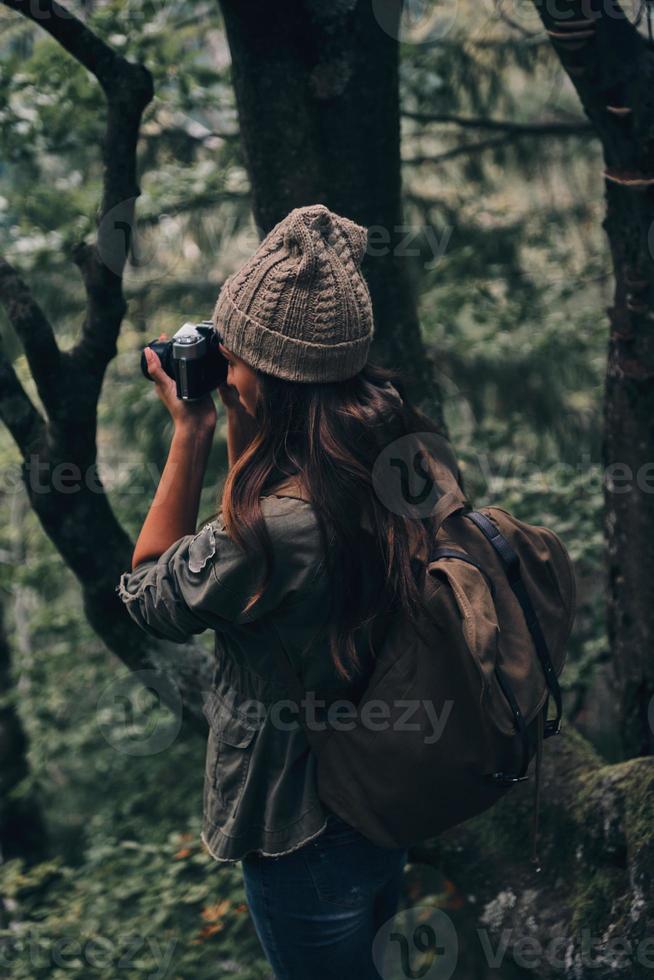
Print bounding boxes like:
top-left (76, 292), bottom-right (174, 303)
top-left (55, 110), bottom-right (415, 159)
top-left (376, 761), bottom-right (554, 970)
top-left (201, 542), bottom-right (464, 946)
top-left (116, 481), bottom-right (363, 862)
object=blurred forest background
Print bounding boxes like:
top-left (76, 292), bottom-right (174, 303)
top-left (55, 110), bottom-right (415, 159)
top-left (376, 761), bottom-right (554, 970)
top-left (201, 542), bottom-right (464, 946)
top-left (0, 0), bottom-right (646, 977)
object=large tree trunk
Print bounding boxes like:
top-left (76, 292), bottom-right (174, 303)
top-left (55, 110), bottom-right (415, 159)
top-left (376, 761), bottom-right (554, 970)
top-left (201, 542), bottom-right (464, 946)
top-left (529, 0), bottom-right (654, 758)
top-left (219, 0), bottom-right (447, 429)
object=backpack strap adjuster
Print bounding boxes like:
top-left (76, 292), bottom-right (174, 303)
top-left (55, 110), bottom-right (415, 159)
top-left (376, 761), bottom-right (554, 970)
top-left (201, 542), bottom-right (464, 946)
top-left (543, 717), bottom-right (561, 737)
top-left (487, 772), bottom-right (529, 786)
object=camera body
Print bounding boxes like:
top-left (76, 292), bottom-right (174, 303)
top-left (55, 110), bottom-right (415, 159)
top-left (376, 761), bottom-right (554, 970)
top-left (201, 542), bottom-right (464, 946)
top-left (141, 320), bottom-right (228, 401)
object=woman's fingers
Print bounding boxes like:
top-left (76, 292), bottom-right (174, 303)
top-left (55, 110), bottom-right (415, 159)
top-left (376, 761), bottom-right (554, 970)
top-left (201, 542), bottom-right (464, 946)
top-left (144, 347), bottom-right (164, 380)
top-left (144, 347), bottom-right (174, 390)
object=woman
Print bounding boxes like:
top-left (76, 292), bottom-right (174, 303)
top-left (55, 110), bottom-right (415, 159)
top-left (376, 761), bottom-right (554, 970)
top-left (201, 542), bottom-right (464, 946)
top-left (117, 204), bottom-right (463, 979)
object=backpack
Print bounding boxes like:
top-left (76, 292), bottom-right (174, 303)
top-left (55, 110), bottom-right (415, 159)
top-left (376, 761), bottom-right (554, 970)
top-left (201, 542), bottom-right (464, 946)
top-left (268, 451), bottom-right (576, 868)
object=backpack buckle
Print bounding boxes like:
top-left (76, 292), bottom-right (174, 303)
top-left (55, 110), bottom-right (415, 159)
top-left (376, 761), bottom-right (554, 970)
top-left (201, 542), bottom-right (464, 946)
top-left (543, 719), bottom-right (561, 737)
top-left (487, 771), bottom-right (529, 786)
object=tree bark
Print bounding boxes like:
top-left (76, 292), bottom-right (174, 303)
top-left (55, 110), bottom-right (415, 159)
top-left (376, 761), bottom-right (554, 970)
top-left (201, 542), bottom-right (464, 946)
top-left (218, 0), bottom-right (447, 429)
top-left (528, 0), bottom-right (654, 758)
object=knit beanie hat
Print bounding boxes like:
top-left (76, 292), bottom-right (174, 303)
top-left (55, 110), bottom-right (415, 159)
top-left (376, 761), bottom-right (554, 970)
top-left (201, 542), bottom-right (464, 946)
top-left (211, 203), bottom-right (374, 383)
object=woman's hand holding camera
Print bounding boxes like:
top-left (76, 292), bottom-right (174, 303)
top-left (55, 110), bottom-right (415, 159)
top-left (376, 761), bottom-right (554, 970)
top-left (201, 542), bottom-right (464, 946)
top-left (144, 334), bottom-right (217, 433)
top-left (133, 332), bottom-right (218, 567)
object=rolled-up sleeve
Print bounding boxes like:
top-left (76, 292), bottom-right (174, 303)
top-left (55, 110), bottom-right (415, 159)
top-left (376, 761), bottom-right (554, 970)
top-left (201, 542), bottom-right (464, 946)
top-left (115, 497), bottom-right (322, 644)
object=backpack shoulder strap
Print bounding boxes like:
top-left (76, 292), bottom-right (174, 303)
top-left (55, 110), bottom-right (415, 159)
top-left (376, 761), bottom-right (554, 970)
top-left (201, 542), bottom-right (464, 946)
top-left (464, 510), bottom-right (563, 738)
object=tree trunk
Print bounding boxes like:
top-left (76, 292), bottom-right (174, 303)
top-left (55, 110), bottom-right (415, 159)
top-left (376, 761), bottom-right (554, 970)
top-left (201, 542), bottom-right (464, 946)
top-left (529, 0), bottom-right (654, 758)
top-left (219, 0), bottom-right (447, 429)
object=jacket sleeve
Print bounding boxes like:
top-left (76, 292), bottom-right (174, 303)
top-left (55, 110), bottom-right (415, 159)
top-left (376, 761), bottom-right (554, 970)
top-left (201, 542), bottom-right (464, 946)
top-left (115, 497), bottom-right (323, 644)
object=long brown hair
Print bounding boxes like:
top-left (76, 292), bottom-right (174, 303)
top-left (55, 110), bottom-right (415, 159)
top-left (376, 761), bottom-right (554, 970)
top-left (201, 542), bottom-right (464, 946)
top-left (218, 359), bottom-right (467, 684)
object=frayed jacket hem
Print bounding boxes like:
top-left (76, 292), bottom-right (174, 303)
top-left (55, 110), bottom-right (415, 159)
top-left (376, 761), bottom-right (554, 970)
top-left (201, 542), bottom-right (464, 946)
top-left (200, 818), bottom-right (329, 864)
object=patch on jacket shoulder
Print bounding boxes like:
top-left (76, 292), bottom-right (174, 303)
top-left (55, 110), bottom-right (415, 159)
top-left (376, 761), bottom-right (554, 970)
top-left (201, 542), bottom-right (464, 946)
top-left (188, 522), bottom-right (217, 574)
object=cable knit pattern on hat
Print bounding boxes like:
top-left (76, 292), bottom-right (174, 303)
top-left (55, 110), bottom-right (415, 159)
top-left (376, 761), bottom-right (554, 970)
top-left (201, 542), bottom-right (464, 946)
top-left (211, 204), bottom-right (374, 383)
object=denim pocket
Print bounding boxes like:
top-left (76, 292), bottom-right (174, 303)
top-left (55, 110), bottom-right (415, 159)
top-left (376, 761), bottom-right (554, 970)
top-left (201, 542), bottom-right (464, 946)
top-left (302, 826), bottom-right (399, 909)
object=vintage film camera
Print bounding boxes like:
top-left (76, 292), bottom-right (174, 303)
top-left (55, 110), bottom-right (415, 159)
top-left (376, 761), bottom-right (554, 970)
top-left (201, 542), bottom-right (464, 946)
top-left (141, 320), bottom-right (227, 401)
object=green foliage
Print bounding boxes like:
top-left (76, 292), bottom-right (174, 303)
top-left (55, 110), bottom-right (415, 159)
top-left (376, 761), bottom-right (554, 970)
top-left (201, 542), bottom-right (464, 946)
top-left (0, 827), bottom-right (271, 978)
top-left (0, 0), bottom-right (247, 335)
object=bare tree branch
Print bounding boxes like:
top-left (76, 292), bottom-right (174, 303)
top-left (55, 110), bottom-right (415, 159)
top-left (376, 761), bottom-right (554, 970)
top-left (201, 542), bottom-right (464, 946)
top-left (401, 108), bottom-right (595, 168)
top-left (0, 348), bottom-right (46, 458)
top-left (1, 0), bottom-right (154, 402)
top-left (0, 258), bottom-right (61, 420)
top-left (2, 0), bottom-right (142, 97)
top-left (133, 189), bottom-right (249, 230)
top-left (403, 134), bottom-right (517, 166)
top-left (141, 125), bottom-right (240, 146)
top-left (402, 110), bottom-right (594, 136)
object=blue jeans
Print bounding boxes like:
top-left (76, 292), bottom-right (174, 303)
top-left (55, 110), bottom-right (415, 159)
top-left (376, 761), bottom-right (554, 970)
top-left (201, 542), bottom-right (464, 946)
top-left (241, 811), bottom-right (409, 979)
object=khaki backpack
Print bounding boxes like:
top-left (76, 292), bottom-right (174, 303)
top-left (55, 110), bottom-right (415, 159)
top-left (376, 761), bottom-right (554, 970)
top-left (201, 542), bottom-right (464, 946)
top-left (268, 452), bottom-right (576, 868)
